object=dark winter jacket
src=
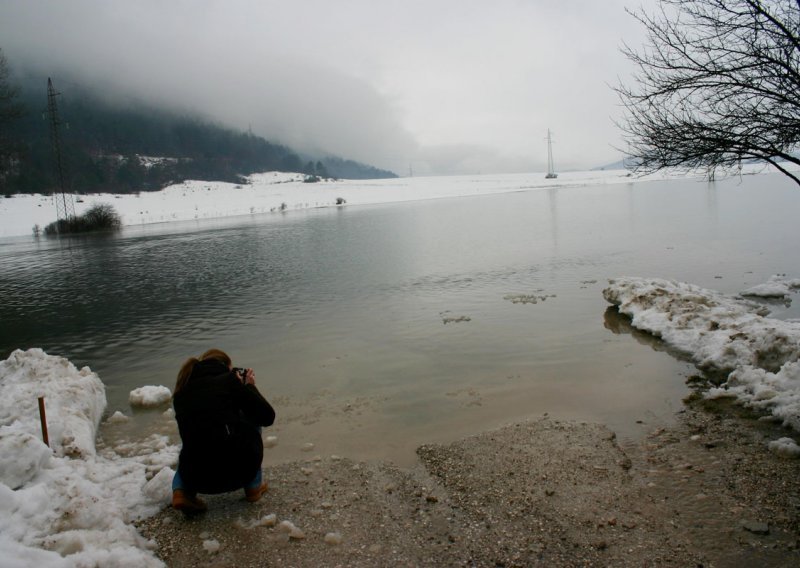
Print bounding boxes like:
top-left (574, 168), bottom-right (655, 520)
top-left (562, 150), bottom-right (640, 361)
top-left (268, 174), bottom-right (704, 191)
top-left (173, 359), bottom-right (275, 494)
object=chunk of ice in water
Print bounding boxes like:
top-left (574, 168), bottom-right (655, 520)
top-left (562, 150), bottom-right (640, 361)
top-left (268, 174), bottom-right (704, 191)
top-left (107, 411), bottom-right (129, 424)
top-left (129, 385), bottom-right (172, 407)
top-left (202, 539), bottom-right (220, 554)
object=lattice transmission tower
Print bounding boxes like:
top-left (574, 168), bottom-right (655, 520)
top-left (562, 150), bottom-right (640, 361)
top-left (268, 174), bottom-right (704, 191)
top-left (46, 77), bottom-right (75, 225)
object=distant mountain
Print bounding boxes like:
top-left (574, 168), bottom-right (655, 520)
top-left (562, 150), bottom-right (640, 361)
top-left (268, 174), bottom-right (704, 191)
top-left (316, 156), bottom-right (397, 180)
top-left (1, 77), bottom-right (397, 195)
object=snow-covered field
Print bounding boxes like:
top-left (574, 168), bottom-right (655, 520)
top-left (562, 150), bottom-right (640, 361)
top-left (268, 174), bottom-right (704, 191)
top-left (2, 164), bottom-right (799, 564)
top-left (0, 168), bottom-right (666, 238)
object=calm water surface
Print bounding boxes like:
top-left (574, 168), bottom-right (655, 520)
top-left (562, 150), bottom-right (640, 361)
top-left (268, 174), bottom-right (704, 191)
top-left (2, 172), bottom-right (799, 464)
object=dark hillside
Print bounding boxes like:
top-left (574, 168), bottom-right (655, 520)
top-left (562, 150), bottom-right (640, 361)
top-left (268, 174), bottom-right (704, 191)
top-left (1, 77), bottom-right (396, 195)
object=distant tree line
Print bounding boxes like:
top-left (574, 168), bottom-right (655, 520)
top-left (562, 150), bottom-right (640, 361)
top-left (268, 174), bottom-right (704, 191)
top-left (0, 62), bottom-right (396, 195)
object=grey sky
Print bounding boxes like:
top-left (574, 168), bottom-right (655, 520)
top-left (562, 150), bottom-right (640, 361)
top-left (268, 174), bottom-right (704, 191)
top-left (0, 0), bottom-right (650, 175)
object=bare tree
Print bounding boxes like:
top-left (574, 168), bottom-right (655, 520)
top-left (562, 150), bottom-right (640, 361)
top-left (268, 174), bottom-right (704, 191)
top-left (617, 0), bottom-right (800, 185)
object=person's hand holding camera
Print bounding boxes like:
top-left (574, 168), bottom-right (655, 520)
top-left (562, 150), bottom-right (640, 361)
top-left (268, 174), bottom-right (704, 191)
top-left (234, 367), bottom-right (256, 386)
top-left (243, 368), bottom-right (255, 386)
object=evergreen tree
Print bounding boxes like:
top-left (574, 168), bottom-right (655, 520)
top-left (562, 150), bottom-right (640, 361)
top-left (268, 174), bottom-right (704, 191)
top-left (0, 48), bottom-right (24, 193)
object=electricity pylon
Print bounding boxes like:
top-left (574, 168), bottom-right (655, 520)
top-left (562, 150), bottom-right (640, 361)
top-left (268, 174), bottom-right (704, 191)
top-left (46, 77), bottom-right (75, 225)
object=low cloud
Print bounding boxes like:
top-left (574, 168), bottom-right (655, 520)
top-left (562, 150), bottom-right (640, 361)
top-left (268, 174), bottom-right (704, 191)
top-left (0, 0), bottom-right (646, 175)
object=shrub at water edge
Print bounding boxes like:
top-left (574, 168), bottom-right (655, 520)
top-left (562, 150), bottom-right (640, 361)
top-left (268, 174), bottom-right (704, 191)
top-left (43, 203), bottom-right (122, 235)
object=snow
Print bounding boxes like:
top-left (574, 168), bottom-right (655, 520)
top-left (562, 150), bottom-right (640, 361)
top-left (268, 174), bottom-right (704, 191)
top-left (741, 274), bottom-right (800, 299)
top-left (136, 155), bottom-right (178, 169)
top-left (235, 513), bottom-right (278, 530)
top-left (3, 163), bottom-right (790, 238)
top-left (0, 168), bottom-right (666, 237)
top-left (0, 349), bottom-right (105, 460)
top-left (603, 277), bottom-right (800, 433)
top-left (767, 437), bottom-right (800, 458)
top-left (277, 520), bottom-right (305, 539)
top-left (107, 411), bottom-right (130, 424)
top-left (0, 349), bottom-right (178, 567)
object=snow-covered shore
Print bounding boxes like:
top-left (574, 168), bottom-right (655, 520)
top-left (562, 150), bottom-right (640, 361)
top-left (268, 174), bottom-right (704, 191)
top-left (4, 163), bottom-right (798, 239)
top-left (0, 349), bottom-right (177, 567)
top-left (2, 168), bottom-right (655, 238)
top-left (604, 276), bottom-right (800, 439)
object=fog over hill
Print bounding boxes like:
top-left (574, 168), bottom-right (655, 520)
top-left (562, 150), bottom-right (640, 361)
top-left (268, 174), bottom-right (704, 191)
top-left (0, 1), bottom-right (648, 176)
top-left (1, 74), bottom-right (397, 195)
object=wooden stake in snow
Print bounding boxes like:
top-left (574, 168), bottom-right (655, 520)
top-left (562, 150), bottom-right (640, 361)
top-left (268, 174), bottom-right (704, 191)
top-left (38, 396), bottom-right (49, 447)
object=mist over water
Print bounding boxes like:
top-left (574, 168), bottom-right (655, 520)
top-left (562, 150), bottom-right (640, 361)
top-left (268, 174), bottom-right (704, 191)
top-left (2, 172), bottom-right (798, 464)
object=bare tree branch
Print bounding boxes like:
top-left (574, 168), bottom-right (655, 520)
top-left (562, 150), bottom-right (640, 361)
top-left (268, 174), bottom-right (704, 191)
top-left (617, 0), bottom-right (800, 186)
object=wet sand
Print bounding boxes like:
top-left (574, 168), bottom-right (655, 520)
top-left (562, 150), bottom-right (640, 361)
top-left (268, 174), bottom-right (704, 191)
top-left (137, 402), bottom-right (800, 567)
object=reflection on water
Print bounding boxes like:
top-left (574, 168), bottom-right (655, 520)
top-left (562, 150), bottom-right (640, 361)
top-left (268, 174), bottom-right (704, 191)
top-left (603, 306), bottom-right (692, 360)
top-left (2, 172), bottom-right (799, 464)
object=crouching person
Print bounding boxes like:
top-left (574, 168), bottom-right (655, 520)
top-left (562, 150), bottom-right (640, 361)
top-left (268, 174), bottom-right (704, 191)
top-left (171, 348), bottom-right (276, 514)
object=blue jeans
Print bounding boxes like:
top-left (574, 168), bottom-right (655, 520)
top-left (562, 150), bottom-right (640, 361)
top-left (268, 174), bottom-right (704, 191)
top-left (172, 467), bottom-right (262, 493)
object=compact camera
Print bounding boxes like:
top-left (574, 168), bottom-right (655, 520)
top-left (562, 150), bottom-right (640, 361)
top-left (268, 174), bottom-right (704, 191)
top-left (233, 367), bottom-right (247, 380)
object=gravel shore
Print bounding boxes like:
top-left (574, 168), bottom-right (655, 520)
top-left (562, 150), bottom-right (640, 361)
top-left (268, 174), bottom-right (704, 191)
top-left (137, 403), bottom-right (800, 567)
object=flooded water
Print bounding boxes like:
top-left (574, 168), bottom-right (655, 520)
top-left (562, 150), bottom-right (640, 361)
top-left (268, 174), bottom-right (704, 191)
top-left (2, 172), bottom-right (799, 465)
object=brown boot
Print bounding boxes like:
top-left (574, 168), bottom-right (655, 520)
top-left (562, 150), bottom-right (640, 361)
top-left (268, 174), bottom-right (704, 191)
top-left (244, 481), bottom-right (268, 503)
top-left (172, 489), bottom-right (207, 514)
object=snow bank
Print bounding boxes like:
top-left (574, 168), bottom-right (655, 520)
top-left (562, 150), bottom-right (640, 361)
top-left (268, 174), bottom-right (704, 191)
top-left (0, 349), bottom-right (178, 567)
top-left (0, 349), bottom-right (106, 460)
top-left (603, 277), bottom-right (800, 431)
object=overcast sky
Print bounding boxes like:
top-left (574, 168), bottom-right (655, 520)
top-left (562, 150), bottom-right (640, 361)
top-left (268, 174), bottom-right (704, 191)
top-left (0, 0), bottom-right (653, 176)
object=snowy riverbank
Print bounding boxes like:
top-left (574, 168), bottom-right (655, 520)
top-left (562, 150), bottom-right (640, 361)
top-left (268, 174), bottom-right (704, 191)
top-left (0, 349), bottom-right (177, 566)
top-left (0, 168), bottom-right (674, 238)
top-left (604, 276), bottom-right (800, 442)
top-left (3, 163), bottom-right (797, 239)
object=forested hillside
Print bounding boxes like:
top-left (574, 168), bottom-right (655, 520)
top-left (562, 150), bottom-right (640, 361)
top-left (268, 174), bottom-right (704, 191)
top-left (0, 75), bottom-right (396, 195)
